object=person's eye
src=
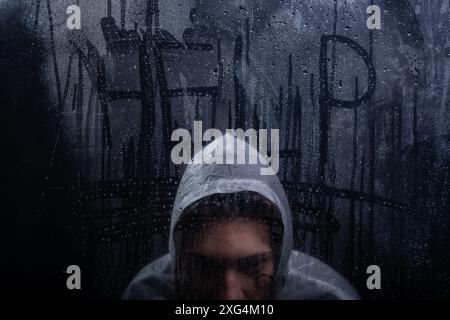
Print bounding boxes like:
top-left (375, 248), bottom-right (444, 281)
top-left (238, 257), bottom-right (262, 276)
top-left (244, 267), bottom-right (260, 276)
top-left (191, 256), bottom-right (224, 276)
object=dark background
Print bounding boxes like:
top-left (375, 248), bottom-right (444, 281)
top-left (1, 0), bottom-right (449, 299)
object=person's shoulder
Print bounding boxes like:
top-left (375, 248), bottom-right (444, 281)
top-left (276, 250), bottom-right (360, 300)
top-left (122, 254), bottom-right (176, 300)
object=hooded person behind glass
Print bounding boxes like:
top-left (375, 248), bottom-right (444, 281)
top-left (123, 133), bottom-right (359, 300)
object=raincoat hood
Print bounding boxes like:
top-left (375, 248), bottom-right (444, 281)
top-left (169, 132), bottom-right (291, 291)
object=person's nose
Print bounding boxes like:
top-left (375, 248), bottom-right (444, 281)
top-left (222, 269), bottom-right (246, 300)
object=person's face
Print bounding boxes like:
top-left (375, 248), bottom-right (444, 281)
top-left (178, 219), bottom-right (275, 299)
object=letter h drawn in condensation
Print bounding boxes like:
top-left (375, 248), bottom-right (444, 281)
top-left (153, 35), bottom-right (224, 129)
